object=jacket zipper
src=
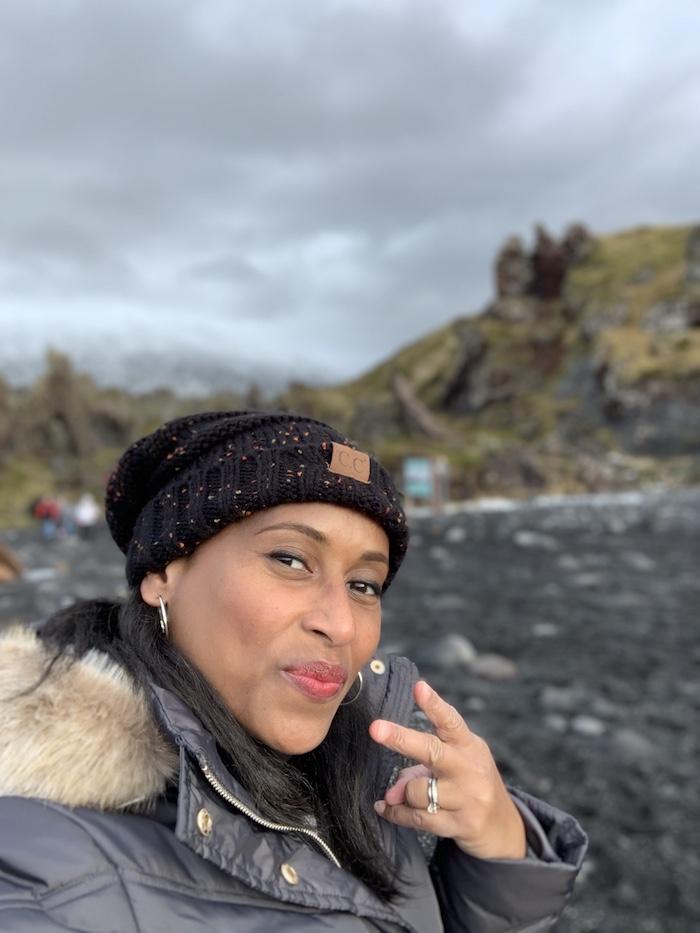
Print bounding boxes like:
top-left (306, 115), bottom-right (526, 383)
top-left (199, 759), bottom-right (341, 868)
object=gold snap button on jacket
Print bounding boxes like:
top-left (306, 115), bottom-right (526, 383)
top-left (370, 659), bottom-right (386, 675)
top-left (280, 862), bottom-right (299, 885)
top-left (196, 808), bottom-right (213, 837)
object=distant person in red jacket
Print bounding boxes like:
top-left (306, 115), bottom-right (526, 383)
top-left (32, 496), bottom-right (61, 542)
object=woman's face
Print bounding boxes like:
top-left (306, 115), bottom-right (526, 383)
top-left (141, 502), bottom-right (389, 755)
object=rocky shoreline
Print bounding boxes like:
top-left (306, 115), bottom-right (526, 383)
top-left (1, 487), bottom-right (699, 932)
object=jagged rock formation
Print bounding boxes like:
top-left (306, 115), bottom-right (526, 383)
top-left (531, 225), bottom-right (569, 299)
top-left (495, 237), bottom-right (531, 299)
top-left (30, 351), bottom-right (96, 464)
top-left (490, 222), bottom-right (593, 324)
top-left (493, 221), bottom-right (594, 299)
top-left (562, 223), bottom-right (594, 265)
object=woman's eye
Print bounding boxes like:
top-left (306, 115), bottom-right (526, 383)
top-left (348, 580), bottom-right (382, 598)
top-left (270, 552), bottom-right (307, 571)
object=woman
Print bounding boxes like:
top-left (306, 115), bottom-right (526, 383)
top-left (0, 411), bottom-right (586, 932)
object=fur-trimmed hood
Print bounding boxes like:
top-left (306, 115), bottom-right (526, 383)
top-left (0, 626), bottom-right (178, 810)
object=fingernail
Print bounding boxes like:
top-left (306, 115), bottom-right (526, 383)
top-left (374, 800), bottom-right (386, 815)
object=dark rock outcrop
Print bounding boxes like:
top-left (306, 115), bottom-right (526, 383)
top-left (531, 225), bottom-right (569, 299)
top-left (490, 223), bottom-right (593, 322)
top-left (562, 223), bottom-right (594, 265)
top-left (495, 236), bottom-right (532, 298)
top-left (391, 373), bottom-right (448, 439)
top-left (440, 327), bottom-right (489, 412)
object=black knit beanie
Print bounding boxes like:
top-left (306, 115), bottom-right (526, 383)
top-left (106, 411), bottom-right (408, 589)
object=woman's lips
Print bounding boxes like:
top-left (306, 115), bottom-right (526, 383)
top-left (282, 662), bottom-right (347, 701)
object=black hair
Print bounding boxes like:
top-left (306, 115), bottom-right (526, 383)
top-left (38, 594), bottom-right (402, 901)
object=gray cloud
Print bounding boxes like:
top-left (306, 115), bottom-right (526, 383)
top-left (0, 0), bottom-right (699, 388)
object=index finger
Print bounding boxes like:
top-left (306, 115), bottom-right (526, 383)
top-left (369, 717), bottom-right (452, 773)
top-left (414, 680), bottom-right (474, 748)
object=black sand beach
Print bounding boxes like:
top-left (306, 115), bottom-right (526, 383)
top-left (2, 488), bottom-right (699, 933)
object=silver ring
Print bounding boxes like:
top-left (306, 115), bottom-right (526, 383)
top-left (427, 775), bottom-right (439, 814)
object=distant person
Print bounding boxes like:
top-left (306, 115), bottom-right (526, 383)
top-left (31, 495), bottom-right (61, 542)
top-left (73, 491), bottom-right (101, 539)
top-left (0, 412), bottom-right (586, 931)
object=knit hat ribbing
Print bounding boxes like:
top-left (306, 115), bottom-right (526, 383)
top-left (106, 411), bottom-right (408, 588)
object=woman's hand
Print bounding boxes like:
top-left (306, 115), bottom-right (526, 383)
top-left (369, 680), bottom-right (527, 860)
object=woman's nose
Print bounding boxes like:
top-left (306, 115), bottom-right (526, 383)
top-left (302, 584), bottom-right (356, 645)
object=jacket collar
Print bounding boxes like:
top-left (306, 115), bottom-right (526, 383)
top-left (0, 626), bottom-right (178, 810)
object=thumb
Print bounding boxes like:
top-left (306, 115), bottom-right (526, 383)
top-left (383, 764), bottom-right (431, 806)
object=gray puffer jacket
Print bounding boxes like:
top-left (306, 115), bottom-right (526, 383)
top-left (0, 627), bottom-right (586, 932)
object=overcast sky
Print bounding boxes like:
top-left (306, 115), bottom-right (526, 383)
top-left (1, 0), bottom-right (699, 392)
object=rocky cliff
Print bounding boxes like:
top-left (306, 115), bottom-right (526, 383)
top-left (279, 222), bottom-right (700, 497)
top-left (1, 222), bottom-right (699, 524)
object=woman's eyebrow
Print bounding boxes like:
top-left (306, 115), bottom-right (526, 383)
top-left (255, 522), bottom-right (326, 543)
top-left (361, 551), bottom-right (390, 566)
top-left (255, 522), bottom-right (389, 565)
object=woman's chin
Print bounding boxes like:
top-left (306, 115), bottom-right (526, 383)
top-left (261, 721), bottom-right (334, 757)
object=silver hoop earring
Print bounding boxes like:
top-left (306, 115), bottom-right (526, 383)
top-left (157, 595), bottom-right (169, 638)
top-left (341, 671), bottom-right (363, 706)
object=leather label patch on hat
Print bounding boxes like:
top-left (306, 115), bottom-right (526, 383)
top-left (329, 442), bottom-right (371, 484)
